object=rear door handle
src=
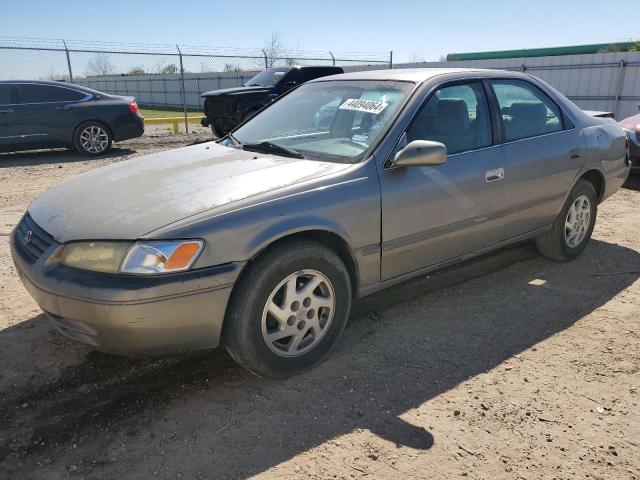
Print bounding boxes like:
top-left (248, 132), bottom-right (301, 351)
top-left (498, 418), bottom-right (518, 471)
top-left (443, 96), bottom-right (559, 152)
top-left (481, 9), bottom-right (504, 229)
top-left (0, 109), bottom-right (13, 113)
top-left (485, 167), bottom-right (504, 182)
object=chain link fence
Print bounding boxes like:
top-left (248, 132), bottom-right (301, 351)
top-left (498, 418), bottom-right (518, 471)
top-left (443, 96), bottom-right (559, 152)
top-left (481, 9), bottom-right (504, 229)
top-left (0, 37), bottom-right (392, 133)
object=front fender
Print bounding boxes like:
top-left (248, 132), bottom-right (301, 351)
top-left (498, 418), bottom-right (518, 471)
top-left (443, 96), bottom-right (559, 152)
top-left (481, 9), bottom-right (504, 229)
top-left (245, 216), bottom-right (354, 259)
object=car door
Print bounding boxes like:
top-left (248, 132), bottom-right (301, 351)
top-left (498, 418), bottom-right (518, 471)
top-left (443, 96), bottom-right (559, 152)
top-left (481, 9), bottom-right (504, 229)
top-left (379, 81), bottom-right (508, 280)
top-left (488, 79), bottom-right (585, 239)
top-left (0, 84), bottom-right (18, 148)
top-left (11, 83), bottom-right (86, 148)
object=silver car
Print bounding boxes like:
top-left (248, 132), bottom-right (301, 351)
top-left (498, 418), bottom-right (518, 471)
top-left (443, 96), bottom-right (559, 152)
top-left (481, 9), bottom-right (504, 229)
top-left (11, 68), bottom-right (630, 377)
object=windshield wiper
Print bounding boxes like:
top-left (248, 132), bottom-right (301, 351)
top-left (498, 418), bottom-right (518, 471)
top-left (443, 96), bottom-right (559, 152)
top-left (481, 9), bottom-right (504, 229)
top-left (242, 141), bottom-right (305, 159)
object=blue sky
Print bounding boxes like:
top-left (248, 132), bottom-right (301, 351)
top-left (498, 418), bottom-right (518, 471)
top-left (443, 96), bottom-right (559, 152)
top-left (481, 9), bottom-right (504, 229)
top-left (1, 0), bottom-right (639, 62)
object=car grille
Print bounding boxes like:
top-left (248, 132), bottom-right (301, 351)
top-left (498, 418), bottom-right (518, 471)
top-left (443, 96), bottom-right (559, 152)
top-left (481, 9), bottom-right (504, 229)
top-left (14, 213), bottom-right (55, 263)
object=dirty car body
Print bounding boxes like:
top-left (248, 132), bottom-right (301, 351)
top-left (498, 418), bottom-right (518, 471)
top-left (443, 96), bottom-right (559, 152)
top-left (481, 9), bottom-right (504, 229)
top-left (11, 68), bottom-right (630, 375)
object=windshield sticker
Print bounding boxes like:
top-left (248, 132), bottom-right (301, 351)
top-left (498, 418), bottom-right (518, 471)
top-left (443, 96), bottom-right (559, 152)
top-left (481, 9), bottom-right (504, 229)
top-left (339, 98), bottom-right (388, 115)
top-left (351, 134), bottom-right (369, 143)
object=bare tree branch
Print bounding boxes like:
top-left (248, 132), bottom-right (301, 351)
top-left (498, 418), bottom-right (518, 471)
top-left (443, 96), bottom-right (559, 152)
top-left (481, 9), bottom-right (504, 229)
top-left (85, 54), bottom-right (114, 77)
top-left (262, 32), bottom-right (287, 68)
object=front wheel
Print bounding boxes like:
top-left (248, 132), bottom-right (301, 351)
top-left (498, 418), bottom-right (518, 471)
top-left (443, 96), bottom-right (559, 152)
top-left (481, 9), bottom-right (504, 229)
top-left (73, 121), bottom-right (112, 156)
top-left (535, 179), bottom-right (597, 261)
top-left (223, 239), bottom-right (352, 378)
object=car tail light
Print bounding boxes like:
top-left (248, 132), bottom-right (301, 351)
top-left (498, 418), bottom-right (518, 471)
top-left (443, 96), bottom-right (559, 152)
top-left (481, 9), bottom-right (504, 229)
top-left (128, 102), bottom-right (139, 113)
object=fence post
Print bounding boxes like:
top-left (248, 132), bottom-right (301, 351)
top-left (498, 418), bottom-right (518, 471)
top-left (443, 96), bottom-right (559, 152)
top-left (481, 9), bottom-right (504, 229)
top-left (262, 49), bottom-right (269, 69)
top-left (613, 59), bottom-right (626, 119)
top-left (62, 39), bottom-right (74, 83)
top-left (329, 51), bottom-right (335, 66)
top-left (389, 51), bottom-right (393, 69)
top-left (176, 45), bottom-right (189, 133)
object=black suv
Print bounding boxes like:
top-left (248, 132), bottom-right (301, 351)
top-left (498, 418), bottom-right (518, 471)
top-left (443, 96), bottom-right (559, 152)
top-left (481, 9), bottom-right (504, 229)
top-left (201, 65), bottom-right (343, 137)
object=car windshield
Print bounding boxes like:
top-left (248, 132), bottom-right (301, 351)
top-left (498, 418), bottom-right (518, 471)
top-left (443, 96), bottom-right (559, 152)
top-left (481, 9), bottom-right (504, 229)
top-left (245, 68), bottom-right (290, 87)
top-left (227, 80), bottom-right (415, 163)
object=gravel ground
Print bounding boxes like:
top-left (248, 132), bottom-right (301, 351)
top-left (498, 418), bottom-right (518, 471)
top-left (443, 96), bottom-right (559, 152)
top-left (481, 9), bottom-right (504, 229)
top-left (0, 135), bottom-right (638, 480)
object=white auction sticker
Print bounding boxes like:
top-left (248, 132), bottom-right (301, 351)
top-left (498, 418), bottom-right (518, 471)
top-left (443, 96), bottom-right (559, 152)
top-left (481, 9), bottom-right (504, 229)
top-left (339, 98), bottom-right (388, 115)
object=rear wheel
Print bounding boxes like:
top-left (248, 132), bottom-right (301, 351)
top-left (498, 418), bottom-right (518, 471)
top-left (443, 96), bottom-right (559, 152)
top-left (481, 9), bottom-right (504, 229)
top-left (224, 239), bottom-right (352, 378)
top-left (535, 179), bottom-right (597, 261)
top-left (74, 121), bottom-right (112, 156)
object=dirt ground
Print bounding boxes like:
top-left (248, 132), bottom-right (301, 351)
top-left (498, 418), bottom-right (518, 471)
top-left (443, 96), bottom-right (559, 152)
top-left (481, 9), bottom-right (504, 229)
top-left (0, 133), bottom-right (638, 480)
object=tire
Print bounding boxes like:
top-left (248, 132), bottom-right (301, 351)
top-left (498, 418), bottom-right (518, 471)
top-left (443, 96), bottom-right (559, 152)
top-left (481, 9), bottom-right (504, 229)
top-left (242, 108), bottom-right (260, 122)
top-left (210, 124), bottom-right (226, 139)
top-left (73, 121), bottom-right (112, 156)
top-left (223, 239), bottom-right (352, 378)
top-left (535, 179), bottom-right (597, 261)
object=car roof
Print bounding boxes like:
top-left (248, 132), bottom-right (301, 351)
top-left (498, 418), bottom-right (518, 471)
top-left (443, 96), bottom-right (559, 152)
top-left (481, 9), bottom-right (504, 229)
top-left (310, 67), bottom-right (524, 84)
top-left (0, 79), bottom-right (104, 95)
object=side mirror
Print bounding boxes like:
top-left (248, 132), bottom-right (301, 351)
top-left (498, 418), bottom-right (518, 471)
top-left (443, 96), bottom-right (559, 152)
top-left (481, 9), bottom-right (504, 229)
top-left (282, 81), bottom-right (297, 90)
top-left (390, 140), bottom-right (447, 168)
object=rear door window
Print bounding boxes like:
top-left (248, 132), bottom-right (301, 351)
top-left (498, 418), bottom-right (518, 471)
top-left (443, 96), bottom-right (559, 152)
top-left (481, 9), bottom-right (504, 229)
top-left (490, 80), bottom-right (563, 142)
top-left (407, 82), bottom-right (492, 155)
top-left (18, 84), bottom-right (87, 104)
top-left (0, 85), bottom-right (12, 105)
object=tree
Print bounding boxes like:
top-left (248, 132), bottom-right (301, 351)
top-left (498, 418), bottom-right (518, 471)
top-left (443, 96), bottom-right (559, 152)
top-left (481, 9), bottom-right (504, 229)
top-left (262, 32), bottom-right (287, 68)
top-left (161, 63), bottom-right (178, 74)
top-left (85, 54), bottom-right (114, 76)
top-left (628, 43), bottom-right (640, 52)
top-left (224, 63), bottom-right (241, 72)
top-left (127, 67), bottom-right (145, 76)
top-left (599, 44), bottom-right (622, 53)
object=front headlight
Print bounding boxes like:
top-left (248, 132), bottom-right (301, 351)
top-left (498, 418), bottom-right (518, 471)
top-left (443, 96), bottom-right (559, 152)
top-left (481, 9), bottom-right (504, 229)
top-left (59, 240), bottom-right (204, 274)
top-left (120, 240), bottom-right (204, 274)
top-left (59, 241), bottom-right (132, 273)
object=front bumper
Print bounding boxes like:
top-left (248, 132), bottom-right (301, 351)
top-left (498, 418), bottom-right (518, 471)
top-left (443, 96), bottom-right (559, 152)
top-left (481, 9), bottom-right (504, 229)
top-left (10, 224), bottom-right (244, 354)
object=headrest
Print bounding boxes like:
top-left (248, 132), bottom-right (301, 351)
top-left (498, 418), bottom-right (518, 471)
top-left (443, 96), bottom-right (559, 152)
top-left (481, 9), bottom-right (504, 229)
top-left (435, 99), bottom-right (469, 134)
top-left (510, 102), bottom-right (547, 124)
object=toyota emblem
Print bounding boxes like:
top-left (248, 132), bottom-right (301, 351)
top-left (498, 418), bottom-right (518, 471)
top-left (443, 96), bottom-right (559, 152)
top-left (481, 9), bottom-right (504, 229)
top-left (23, 230), bottom-right (32, 245)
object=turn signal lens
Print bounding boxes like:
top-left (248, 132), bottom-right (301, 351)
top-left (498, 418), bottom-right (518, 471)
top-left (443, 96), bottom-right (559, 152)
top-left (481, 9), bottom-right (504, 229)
top-left (165, 242), bottom-right (202, 269)
top-left (120, 240), bottom-right (204, 274)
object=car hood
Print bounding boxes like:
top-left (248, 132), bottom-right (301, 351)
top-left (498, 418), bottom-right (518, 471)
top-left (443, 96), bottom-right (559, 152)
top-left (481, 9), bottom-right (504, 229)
top-left (28, 142), bottom-right (350, 243)
top-left (619, 112), bottom-right (640, 131)
top-left (201, 86), bottom-right (271, 97)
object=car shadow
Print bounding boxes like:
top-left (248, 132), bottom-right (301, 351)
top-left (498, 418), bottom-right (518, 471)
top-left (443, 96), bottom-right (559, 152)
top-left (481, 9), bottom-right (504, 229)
top-left (0, 239), bottom-right (638, 478)
top-left (0, 147), bottom-right (136, 168)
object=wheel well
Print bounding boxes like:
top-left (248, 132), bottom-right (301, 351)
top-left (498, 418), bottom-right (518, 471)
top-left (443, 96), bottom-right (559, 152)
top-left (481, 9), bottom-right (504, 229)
top-left (244, 230), bottom-right (359, 295)
top-left (579, 169), bottom-right (605, 202)
top-left (242, 106), bottom-right (263, 120)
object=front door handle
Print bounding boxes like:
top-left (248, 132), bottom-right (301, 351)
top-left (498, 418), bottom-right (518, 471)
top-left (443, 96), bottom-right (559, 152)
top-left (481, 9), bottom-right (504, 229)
top-left (485, 167), bottom-right (504, 182)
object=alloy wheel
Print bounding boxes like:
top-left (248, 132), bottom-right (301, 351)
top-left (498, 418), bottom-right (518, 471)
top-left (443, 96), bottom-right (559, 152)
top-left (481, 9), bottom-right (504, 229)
top-left (261, 269), bottom-right (335, 357)
top-left (564, 194), bottom-right (591, 248)
top-left (80, 125), bottom-right (109, 153)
